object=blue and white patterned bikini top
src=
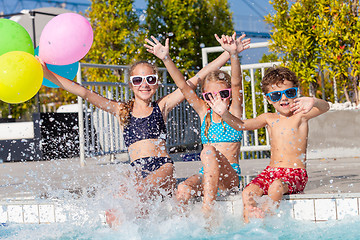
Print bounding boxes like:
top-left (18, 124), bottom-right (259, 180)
top-left (200, 109), bottom-right (243, 144)
top-left (123, 101), bottom-right (167, 147)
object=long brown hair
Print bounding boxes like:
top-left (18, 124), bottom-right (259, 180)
top-left (200, 70), bottom-right (231, 140)
top-left (118, 61), bottom-right (158, 125)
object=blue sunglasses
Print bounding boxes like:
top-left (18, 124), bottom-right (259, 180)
top-left (266, 87), bottom-right (298, 102)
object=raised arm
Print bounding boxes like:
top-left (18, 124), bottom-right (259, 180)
top-left (145, 35), bottom-right (232, 117)
top-left (207, 93), bottom-right (267, 131)
top-left (37, 58), bottom-right (122, 116)
top-left (145, 36), bottom-right (207, 116)
top-left (291, 97), bottom-right (330, 120)
top-left (215, 33), bottom-right (250, 118)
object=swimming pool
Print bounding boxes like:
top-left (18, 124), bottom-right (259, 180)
top-left (0, 154), bottom-right (359, 239)
top-left (1, 194), bottom-right (360, 240)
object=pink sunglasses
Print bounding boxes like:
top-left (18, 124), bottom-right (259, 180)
top-left (202, 88), bottom-right (232, 101)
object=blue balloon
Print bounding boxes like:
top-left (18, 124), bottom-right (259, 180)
top-left (35, 47), bottom-right (79, 88)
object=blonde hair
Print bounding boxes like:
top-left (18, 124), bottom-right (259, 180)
top-left (200, 70), bottom-right (231, 140)
top-left (118, 61), bottom-right (158, 125)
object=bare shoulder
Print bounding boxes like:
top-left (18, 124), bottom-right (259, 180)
top-left (259, 112), bottom-right (276, 122)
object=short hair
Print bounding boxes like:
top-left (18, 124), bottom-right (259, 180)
top-left (261, 66), bottom-right (299, 93)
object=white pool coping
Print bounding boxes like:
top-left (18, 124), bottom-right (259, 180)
top-left (1, 193), bottom-right (359, 224)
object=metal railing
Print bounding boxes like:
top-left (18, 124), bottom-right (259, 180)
top-left (76, 42), bottom-right (280, 165)
top-left (220, 62), bottom-right (281, 152)
top-left (202, 42), bottom-right (280, 153)
top-left (76, 64), bottom-right (201, 165)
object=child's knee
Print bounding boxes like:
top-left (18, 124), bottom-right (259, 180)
top-left (176, 183), bottom-right (193, 202)
top-left (242, 185), bottom-right (263, 205)
top-left (268, 179), bottom-right (287, 194)
top-left (200, 145), bottom-right (217, 162)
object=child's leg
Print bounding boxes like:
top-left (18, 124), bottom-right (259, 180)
top-left (255, 179), bottom-right (289, 217)
top-left (200, 145), bottom-right (221, 211)
top-left (106, 163), bottom-right (175, 228)
top-left (176, 174), bottom-right (202, 205)
top-left (217, 158), bottom-right (240, 191)
top-left (105, 209), bottom-right (119, 228)
top-left (267, 179), bottom-right (289, 204)
top-left (200, 145), bottom-right (239, 213)
top-left (140, 162), bottom-right (176, 198)
top-left (242, 184), bottom-right (264, 223)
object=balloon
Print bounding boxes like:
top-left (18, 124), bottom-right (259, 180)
top-left (39, 13), bottom-right (93, 65)
top-left (0, 51), bottom-right (43, 104)
top-left (0, 19), bottom-right (34, 56)
top-left (34, 47), bottom-right (78, 88)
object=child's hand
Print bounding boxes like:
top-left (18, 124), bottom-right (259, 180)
top-left (35, 56), bottom-right (49, 71)
top-left (206, 93), bottom-right (229, 116)
top-left (291, 97), bottom-right (315, 114)
top-left (215, 32), bottom-right (238, 55)
top-left (145, 36), bottom-right (169, 61)
top-left (215, 32), bottom-right (251, 55)
top-left (235, 33), bottom-right (251, 53)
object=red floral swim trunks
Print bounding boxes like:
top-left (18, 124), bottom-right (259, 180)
top-left (248, 166), bottom-right (308, 195)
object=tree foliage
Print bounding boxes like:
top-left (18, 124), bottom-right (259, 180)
top-left (144, 0), bottom-right (234, 73)
top-left (84, 0), bottom-right (142, 82)
top-left (265, 0), bottom-right (360, 104)
top-left (0, 0), bottom-right (235, 118)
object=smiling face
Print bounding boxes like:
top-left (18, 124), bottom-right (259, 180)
top-left (201, 70), bottom-right (232, 108)
top-left (265, 79), bottom-right (297, 116)
top-left (202, 81), bottom-right (231, 108)
top-left (130, 63), bottom-right (159, 102)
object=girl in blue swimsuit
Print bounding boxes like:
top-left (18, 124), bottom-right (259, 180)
top-left (37, 40), bottom-right (234, 227)
top-left (146, 33), bottom-right (250, 217)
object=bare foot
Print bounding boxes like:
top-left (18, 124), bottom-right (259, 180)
top-left (105, 209), bottom-right (122, 228)
top-left (247, 205), bottom-right (265, 219)
top-left (202, 204), bottom-right (220, 231)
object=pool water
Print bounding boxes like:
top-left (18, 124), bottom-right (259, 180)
top-left (1, 201), bottom-right (360, 240)
top-left (1, 164), bottom-right (359, 240)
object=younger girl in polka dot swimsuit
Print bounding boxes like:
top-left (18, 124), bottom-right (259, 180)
top-left (146, 32), bottom-right (251, 217)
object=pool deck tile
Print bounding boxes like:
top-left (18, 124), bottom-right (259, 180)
top-left (54, 205), bottom-right (67, 222)
top-left (336, 198), bottom-right (359, 219)
top-left (39, 205), bottom-right (55, 223)
top-left (7, 205), bottom-right (23, 223)
top-left (314, 199), bottom-right (337, 221)
top-left (293, 200), bottom-right (315, 221)
top-left (23, 204), bottom-right (39, 224)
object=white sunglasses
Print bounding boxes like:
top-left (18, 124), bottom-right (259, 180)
top-left (130, 75), bottom-right (158, 86)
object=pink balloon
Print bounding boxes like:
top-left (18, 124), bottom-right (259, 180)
top-left (39, 13), bottom-right (93, 65)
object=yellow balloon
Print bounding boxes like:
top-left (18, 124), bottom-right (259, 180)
top-left (0, 51), bottom-right (43, 104)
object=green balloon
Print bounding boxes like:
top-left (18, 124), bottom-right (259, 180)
top-left (0, 19), bottom-right (34, 56)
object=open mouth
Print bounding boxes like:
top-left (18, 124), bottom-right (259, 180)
top-left (280, 102), bottom-right (289, 107)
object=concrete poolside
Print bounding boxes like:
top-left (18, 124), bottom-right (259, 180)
top-left (0, 154), bottom-right (359, 200)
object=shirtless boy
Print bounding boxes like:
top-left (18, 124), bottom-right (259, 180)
top-left (207, 66), bottom-right (330, 222)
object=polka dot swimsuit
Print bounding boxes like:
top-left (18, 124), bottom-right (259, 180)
top-left (200, 110), bottom-right (243, 144)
